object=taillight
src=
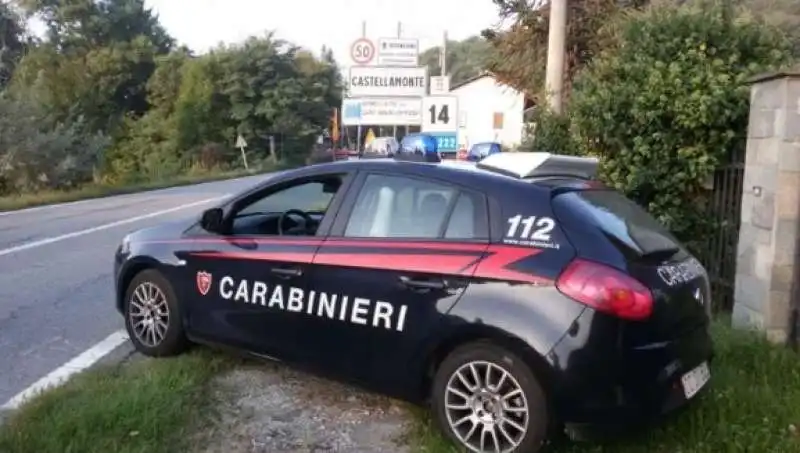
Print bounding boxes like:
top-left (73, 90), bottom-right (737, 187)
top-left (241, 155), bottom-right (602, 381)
top-left (556, 259), bottom-right (653, 320)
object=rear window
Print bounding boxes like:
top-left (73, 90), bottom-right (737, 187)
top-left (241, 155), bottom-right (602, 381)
top-left (560, 190), bottom-right (681, 256)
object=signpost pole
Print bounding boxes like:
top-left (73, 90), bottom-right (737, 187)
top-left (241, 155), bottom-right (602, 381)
top-left (442, 31), bottom-right (448, 76)
top-left (394, 21), bottom-right (402, 140)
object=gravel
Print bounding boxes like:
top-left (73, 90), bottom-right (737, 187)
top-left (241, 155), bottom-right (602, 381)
top-left (192, 361), bottom-right (415, 453)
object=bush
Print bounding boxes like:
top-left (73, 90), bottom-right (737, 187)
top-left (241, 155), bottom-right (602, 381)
top-left (519, 108), bottom-right (580, 155)
top-left (0, 94), bottom-right (109, 195)
top-left (570, 1), bottom-right (793, 251)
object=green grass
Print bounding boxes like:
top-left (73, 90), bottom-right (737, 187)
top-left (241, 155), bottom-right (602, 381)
top-left (411, 319), bottom-right (800, 453)
top-left (1, 320), bottom-right (798, 453)
top-left (0, 351), bottom-right (238, 453)
top-left (0, 167), bottom-right (267, 213)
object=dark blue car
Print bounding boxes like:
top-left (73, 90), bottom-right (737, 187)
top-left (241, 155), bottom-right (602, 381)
top-left (466, 142), bottom-right (502, 161)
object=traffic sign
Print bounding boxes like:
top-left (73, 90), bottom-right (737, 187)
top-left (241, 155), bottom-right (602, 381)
top-left (341, 98), bottom-right (422, 126)
top-left (377, 37), bottom-right (419, 66)
top-left (348, 66), bottom-right (427, 97)
top-left (350, 38), bottom-right (375, 65)
top-left (235, 134), bottom-right (247, 149)
top-left (427, 132), bottom-right (458, 152)
top-left (364, 128), bottom-right (376, 146)
top-left (421, 96), bottom-right (458, 133)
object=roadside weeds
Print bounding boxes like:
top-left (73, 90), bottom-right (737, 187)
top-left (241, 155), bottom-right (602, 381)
top-left (2, 319), bottom-right (800, 453)
top-left (0, 165), bottom-right (281, 213)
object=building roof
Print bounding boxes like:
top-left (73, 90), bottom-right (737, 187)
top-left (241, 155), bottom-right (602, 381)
top-left (449, 72), bottom-right (498, 92)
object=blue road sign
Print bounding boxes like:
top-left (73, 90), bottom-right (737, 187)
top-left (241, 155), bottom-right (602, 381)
top-left (343, 101), bottom-right (362, 121)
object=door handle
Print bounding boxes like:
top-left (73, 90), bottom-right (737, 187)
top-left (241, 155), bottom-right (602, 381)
top-left (270, 267), bottom-right (303, 278)
top-left (399, 275), bottom-right (446, 290)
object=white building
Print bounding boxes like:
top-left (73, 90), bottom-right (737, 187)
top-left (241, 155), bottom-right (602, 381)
top-left (449, 72), bottom-right (534, 150)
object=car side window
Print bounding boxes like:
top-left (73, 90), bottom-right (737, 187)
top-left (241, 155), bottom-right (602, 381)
top-left (229, 175), bottom-right (343, 236)
top-left (344, 174), bottom-right (485, 239)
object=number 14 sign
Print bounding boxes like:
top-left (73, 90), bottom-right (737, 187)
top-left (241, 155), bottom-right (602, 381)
top-left (421, 96), bottom-right (458, 133)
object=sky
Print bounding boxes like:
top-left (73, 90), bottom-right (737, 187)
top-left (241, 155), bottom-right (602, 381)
top-left (143, 0), bottom-right (502, 64)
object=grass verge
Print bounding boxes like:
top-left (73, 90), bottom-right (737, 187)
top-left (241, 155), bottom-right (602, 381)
top-left (1, 320), bottom-right (798, 453)
top-left (411, 319), bottom-right (800, 452)
top-left (0, 351), bottom-right (238, 453)
top-left (0, 167), bottom-right (272, 213)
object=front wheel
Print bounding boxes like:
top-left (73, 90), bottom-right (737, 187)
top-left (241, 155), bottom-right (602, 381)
top-left (431, 342), bottom-right (550, 453)
top-left (124, 269), bottom-right (189, 357)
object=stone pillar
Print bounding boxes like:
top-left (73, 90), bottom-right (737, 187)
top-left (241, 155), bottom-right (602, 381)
top-left (733, 70), bottom-right (800, 343)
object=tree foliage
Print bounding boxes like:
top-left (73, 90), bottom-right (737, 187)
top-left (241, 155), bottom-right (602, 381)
top-left (570, 1), bottom-right (792, 250)
top-left (419, 36), bottom-right (494, 86)
top-left (0, 0), bottom-right (342, 195)
top-left (483, 0), bottom-right (649, 100)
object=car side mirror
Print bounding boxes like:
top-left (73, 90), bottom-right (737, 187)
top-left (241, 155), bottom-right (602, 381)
top-left (200, 208), bottom-right (224, 233)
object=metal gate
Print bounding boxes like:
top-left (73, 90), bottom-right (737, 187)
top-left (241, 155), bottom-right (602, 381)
top-left (699, 146), bottom-right (746, 313)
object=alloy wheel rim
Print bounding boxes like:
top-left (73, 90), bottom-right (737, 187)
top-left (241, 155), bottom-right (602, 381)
top-left (128, 281), bottom-right (169, 347)
top-left (444, 360), bottom-right (529, 453)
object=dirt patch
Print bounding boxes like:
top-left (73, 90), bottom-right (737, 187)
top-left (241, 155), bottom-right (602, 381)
top-left (192, 361), bottom-right (414, 453)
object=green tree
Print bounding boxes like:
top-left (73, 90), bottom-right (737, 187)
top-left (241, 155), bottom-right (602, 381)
top-left (570, 1), bottom-right (792, 249)
top-left (419, 36), bottom-right (493, 86)
top-left (17, 0), bottom-right (172, 53)
top-left (0, 3), bottom-right (29, 89)
top-left (483, 0), bottom-right (650, 99)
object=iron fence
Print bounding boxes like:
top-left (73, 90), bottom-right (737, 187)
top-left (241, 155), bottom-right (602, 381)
top-left (698, 146), bottom-right (746, 313)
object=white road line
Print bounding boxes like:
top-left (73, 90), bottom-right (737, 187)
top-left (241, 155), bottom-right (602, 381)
top-left (0, 195), bottom-right (227, 258)
top-left (1, 330), bottom-right (130, 411)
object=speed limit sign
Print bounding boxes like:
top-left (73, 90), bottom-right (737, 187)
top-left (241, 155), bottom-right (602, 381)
top-left (350, 38), bottom-right (375, 65)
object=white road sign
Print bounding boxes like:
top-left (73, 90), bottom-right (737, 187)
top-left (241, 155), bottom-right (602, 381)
top-left (341, 98), bottom-right (422, 126)
top-left (350, 38), bottom-right (376, 65)
top-left (348, 66), bottom-right (428, 97)
top-left (421, 96), bottom-right (458, 133)
top-left (430, 76), bottom-right (451, 95)
top-left (377, 38), bottom-right (419, 66)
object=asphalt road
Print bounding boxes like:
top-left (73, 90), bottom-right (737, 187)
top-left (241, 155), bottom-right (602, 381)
top-left (0, 175), bottom-right (268, 405)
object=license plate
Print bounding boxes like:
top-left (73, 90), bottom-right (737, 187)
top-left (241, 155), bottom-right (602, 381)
top-left (680, 361), bottom-right (710, 399)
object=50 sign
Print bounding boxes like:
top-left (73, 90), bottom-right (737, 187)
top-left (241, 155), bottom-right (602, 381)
top-left (421, 96), bottom-right (458, 133)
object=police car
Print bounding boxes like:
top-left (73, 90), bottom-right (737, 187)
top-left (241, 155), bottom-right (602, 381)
top-left (114, 146), bottom-right (714, 453)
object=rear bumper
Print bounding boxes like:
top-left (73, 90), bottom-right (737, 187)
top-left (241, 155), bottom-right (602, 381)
top-left (547, 310), bottom-right (714, 430)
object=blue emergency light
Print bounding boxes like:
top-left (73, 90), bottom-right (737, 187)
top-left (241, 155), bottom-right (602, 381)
top-left (395, 133), bottom-right (441, 163)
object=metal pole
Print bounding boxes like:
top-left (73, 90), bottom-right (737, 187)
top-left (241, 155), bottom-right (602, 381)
top-left (545, 0), bottom-right (567, 114)
top-left (357, 125), bottom-right (362, 152)
top-left (362, 21), bottom-right (366, 37)
top-left (441, 31), bottom-right (448, 76)
top-left (395, 22), bottom-right (401, 139)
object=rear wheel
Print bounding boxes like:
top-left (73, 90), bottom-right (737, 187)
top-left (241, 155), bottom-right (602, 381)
top-left (124, 269), bottom-right (189, 357)
top-left (431, 342), bottom-right (549, 453)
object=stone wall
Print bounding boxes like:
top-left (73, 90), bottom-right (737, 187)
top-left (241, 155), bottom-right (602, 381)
top-left (732, 71), bottom-right (800, 343)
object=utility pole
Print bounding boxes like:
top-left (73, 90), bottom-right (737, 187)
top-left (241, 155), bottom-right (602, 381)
top-left (441, 31), bottom-right (448, 76)
top-left (357, 20), bottom-right (366, 152)
top-left (394, 22), bottom-right (402, 139)
top-left (544, 0), bottom-right (567, 114)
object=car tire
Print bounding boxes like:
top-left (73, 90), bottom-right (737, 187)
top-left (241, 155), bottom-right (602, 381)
top-left (431, 342), bottom-right (550, 453)
top-left (123, 269), bottom-right (189, 357)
